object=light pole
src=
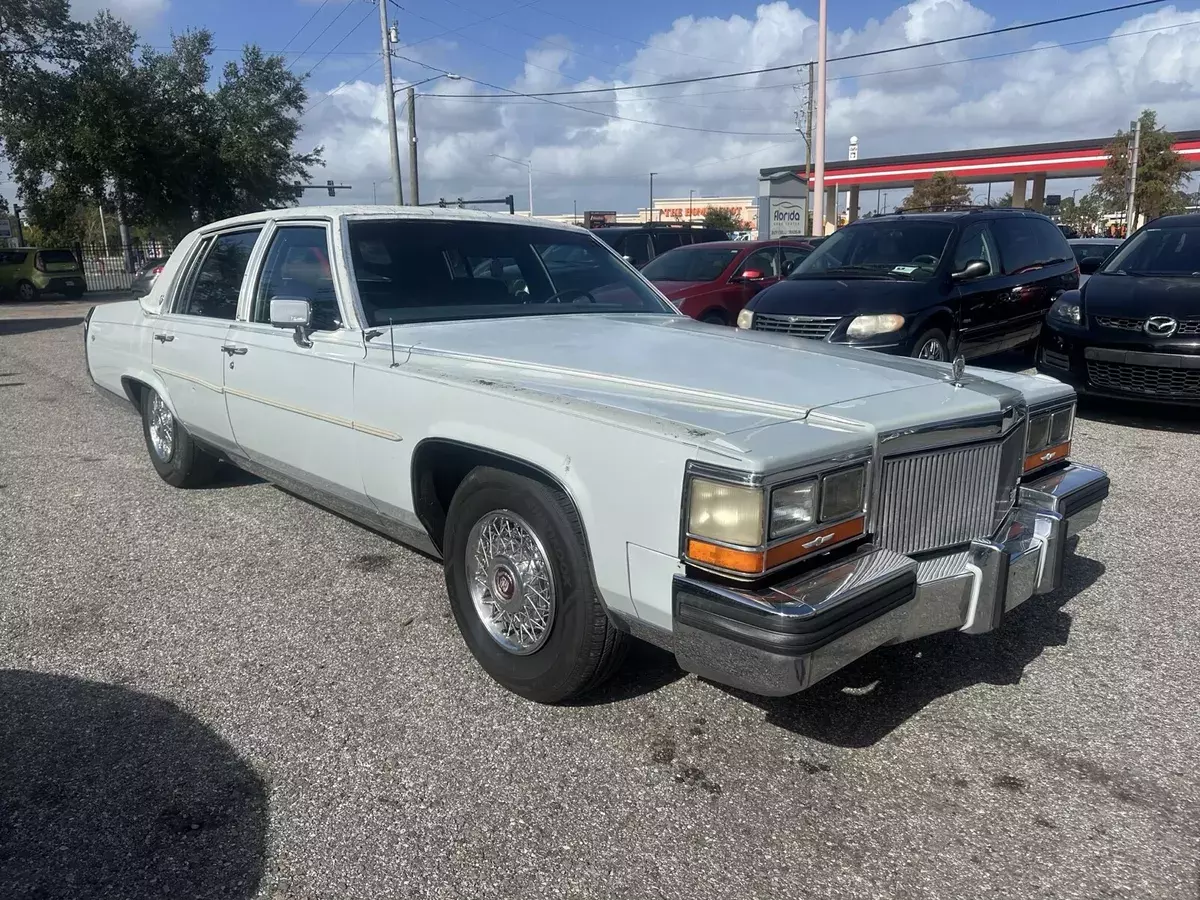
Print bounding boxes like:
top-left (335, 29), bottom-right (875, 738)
top-left (883, 192), bottom-right (889, 213)
top-left (378, 2), bottom-right (403, 204)
top-left (573, 199), bottom-right (577, 224)
top-left (492, 154), bottom-right (533, 215)
top-left (812, 0), bottom-right (828, 236)
top-left (689, 189), bottom-right (695, 221)
top-left (397, 72), bottom-right (460, 206)
top-left (1072, 188), bottom-right (1081, 202)
top-left (649, 172), bottom-right (657, 222)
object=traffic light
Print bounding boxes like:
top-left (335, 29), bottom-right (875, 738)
top-left (327, 179), bottom-right (336, 197)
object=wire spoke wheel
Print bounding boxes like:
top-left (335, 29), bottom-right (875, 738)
top-left (465, 510), bottom-right (556, 656)
top-left (147, 393), bottom-right (175, 463)
top-left (917, 338), bottom-right (946, 361)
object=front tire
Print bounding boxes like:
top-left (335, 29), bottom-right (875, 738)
top-left (140, 388), bottom-right (218, 488)
top-left (443, 467), bottom-right (628, 703)
top-left (911, 327), bottom-right (951, 361)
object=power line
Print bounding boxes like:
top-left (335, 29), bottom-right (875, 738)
top-left (287, 0), bottom-right (356, 72)
top-left (450, 0), bottom-right (1172, 98)
top-left (302, 55), bottom-right (381, 114)
top-left (300, 5), bottom-right (376, 79)
top-left (279, 0), bottom-right (331, 55)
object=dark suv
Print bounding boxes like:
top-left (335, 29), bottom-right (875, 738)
top-left (737, 209), bottom-right (1079, 361)
top-left (592, 223), bottom-right (729, 268)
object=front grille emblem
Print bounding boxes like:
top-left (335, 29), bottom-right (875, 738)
top-left (1145, 315), bottom-right (1178, 337)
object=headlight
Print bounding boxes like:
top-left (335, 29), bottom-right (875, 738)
top-left (1024, 404), bottom-right (1074, 474)
top-left (769, 480), bottom-right (816, 538)
top-left (1049, 296), bottom-right (1082, 325)
top-left (846, 313), bottom-right (905, 339)
top-left (736, 308), bottom-right (754, 330)
top-left (820, 467), bottom-right (866, 521)
top-left (688, 478), bottom-right (763, 546)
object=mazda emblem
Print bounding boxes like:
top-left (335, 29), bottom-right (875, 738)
top-left (1144, 315), bottom-right (1178, 337)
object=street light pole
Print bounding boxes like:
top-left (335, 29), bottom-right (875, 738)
top-left (689, 189), bottom-right (694, 221)
top-left (1126, 117), bottom-right (1143, 232)
top-left (407, 85), bottom-right (419, 205)
top-left (649, 172), bottom-right (656, 222)
top-left (490, 154), bottom-right (533, 215)
top-left (811, 0), bottom-right (828, 236)
top-left (378, 0), bottom-right (403, 205)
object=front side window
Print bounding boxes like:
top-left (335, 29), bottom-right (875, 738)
top-left (653, 232), bottom-right (684, 254)
top-left (346, 219), bottom-right (675, 326)
top-left (641, 247), bottom-right (739, 282)
top-left (176, 229), bottom-right (262, 319)
top-left (736, 247), bottom-right (779, 278)
top-left (952, 222), bottom-right (999, 274)
top-left (1101, 226), bottom-right (1200, 277)
top-left (254, 226), bottom-right (341, 330)
top-left (791, 221), bottom-right (954, 281)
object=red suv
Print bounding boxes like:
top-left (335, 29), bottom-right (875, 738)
top-left (641, 239), bottom-right (816, 324)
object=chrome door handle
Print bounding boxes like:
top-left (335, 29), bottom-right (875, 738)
top-left (153, 333), bottom-right (174, 343)
top-left (221, 345), bottom-right (248, 356)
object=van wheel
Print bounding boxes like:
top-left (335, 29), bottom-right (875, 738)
top-left (140, 388), bottom-right (218, 487)
top-left (443, 466), bottom-right (628, 703)
top-left (16, 281), bottom-right (37, 303)
top-left (911, 328), bottom-right (950, 361)
top-left (700, 311), bottom-right (728, 325)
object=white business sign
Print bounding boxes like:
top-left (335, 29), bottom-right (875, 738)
top-left (768, 198), bottom-right (808, 235)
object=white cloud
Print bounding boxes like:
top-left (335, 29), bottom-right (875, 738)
top-left (297, 0), bottom-right (1200, 213)
top-left (71, 0), bottom-right (169, 26)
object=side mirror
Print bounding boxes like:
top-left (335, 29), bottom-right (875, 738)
top-left (781, 260), bottom-right (796, 275)
top-left (951, 259), bottom-right (990, 281)
top-left (1079, 256), bottom-right (1104, 275)
top-left (738, 269), bottom-right (766, 282)
top-left (270, 296), bottom-right (313, 347)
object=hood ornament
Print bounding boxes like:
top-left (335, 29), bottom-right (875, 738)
top-left (950, 355), bottom-right (966, 386)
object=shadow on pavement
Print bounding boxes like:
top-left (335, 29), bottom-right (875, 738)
top-left (1077, 395), bottom-right (1200, 435)
top-left (0, 671), bottom-right (268, 900)
top-left (571, 640), bottom-right (686, 706)
top-left (0, 318), bottom-right (86, 336)
top-left (722, 549), bottom-right (1106, 748)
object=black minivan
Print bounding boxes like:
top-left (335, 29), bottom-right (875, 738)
top-left (737, 208), bottom-right (1079, 361)
top-left (593, 223), bottom-right (729, 269)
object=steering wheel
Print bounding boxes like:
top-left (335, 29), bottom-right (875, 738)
top-left (544, 288), bottom-right (597, 304)
top-left (911, 254), bottom-right (939, 267)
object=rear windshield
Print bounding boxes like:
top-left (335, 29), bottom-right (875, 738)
top-left (1100, 227), bottom-right (1200, 277)
top-left (347, 219), bottom-right (675, 326)
top-left (641, 247), bottom-right (740, 282)
top-left (791, 221), bottom-right (954, 281)
top-left (38, 250), bottom-right (78, 265)
top-left (1071, 243), bottom-right (1118, 264)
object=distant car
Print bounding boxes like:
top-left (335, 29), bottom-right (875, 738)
top-left (1058, 224), bottom-right (1081, 239)
top-left (1068, 238), bottom-right (1122, 286)
top-left (129, 257), bottom-right (169, 298)
top-left (1040, 214), bottom-right (1200, 405)
top-left (591, 224), bottom-right (728, 268)
top-left (738, 208), bottom-right (1079, 361)
top-left (641, 239), bottom-right (816, 325)
top-left (0, 247), bottom-right (87, 301)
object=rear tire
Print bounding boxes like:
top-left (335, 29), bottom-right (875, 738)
top-left (140, 387), bottom-right (218, 488)
top-left (443, 466), bottom-right (628, 703)
top-left (910, 327), bottom-right (950, 361)
top-left (16, 280), bottom-right (37, 303)
top-left (699, 310), bottom-right (728, 326)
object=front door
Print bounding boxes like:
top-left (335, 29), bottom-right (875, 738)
top-left (151, 228), bottom-right (262, 452)
top-left (731, 246), bottom-right (783, 315)
top-left (951, 221), bottom-right (1009, 358)
top-left (222, 223), bottom-right (370, 506)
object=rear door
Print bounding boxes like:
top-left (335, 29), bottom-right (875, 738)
top-left (989, 217), bottom-right (1074, 352)
top-left (951, 220), bottom-right (1010, 358)
top-left (151, 228), bottom-right (262, 452)
top-left (623, 233), bottom-right (653, 268)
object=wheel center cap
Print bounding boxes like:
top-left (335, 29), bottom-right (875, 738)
top-left (490, 561), bottom-right (523, 613)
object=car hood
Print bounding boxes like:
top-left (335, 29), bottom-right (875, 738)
top-left (385, 314), bottom-right (1032, 454)
top-left (1082, 273), bottom-right (1200, 318)
top-left (748, 277), bottom-right (936, 316)
top-left (650, 280), bottom-right (723, 301)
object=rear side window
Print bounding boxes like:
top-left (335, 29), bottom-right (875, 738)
top-left (175, 229), bottom-right (262, 320)
top-left (0, 251), bottom-right (27, 265)
top-left (623, 233), bottom-right (653, 266)
top-left (992, 217), bottom-right (1071, 275)
top-left (653, 232), bottom-right (684, 253)
top-left (37, 249), bottom-right (78, 266)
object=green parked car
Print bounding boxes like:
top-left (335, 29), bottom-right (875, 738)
top-left (0, 247), bottom-right (88, 301)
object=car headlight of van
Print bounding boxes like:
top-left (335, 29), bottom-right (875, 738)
top-left (846, 314), bottom-right (905, 339)
top-left (1023, 403), bottom-right (1074, 474)
top-left (683, 463), bottom-right (869, 577)
top-left (736, 309), bottom-right (754, 330)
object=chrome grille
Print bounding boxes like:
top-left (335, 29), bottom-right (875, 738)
top-left (1094, 315), bottom-right (1143, 331)
top-left (874, 441), bottom-right (1003, 556)
top-left (752, 313), bottom-right (841, 340)
top-left (1178, 320), bottom-right (1200, 335)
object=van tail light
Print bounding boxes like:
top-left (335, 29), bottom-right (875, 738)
top-left (34, 254), bottom-right (46, 272)
top-left (151, 265), bottom-right (164, 277)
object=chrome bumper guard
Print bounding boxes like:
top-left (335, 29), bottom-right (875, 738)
top-left (672, 463), bottom-right (1109, 697)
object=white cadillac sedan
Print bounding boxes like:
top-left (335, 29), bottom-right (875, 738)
top-left (84, 207), bottom-right (1109, 703)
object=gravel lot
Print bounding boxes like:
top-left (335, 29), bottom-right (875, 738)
top-left (2, 314), bottom-right (1198, 900)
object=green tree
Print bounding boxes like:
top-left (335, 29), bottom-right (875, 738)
top-left (1093, 109), bottom-right (1189, 223)
top-left (902, 173), bottom-right (972, 210)
top-left (703, 207), bottom-right (746, 231)
top-left (0, 13), bottom-right (322, 239)
top-left (0, 0), bottom-right (77, 87)
top-left (988, 191), bottom-right (1013, 208)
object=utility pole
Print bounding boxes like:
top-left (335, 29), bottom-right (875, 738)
top-left (812, 0), bottom-right (828, 237)
top-left (649, 172), bottom-right (656, 222)
top-left (407, 85), bottom-right (419, 205)
top-left (379, 0), bottom-right (403, 205)
top-left (805, 61), bottom-right (814, 232)
top-left (573, 199), bottom-right (577, 224)
top-left (1125, 116), bottom-right (1143, 233)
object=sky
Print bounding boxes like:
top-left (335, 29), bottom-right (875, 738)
top-left (56, 0), bottom-right (1200, 213)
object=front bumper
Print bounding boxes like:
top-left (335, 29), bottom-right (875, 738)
top-left (672, 462), bottom-right (1109, 697)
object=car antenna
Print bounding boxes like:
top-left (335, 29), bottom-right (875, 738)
top-left (389, 319), bottom-right (399, 368)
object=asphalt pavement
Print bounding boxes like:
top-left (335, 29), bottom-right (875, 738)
top-left (2, 315), bottom-right (1198, 900)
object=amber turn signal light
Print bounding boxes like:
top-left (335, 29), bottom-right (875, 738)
top-left (687, 516), bottom-right (866, 576)
top-left (1024, 440), bottom-right (1071, 474)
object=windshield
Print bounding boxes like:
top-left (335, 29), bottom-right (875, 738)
top-left (790, 221), bottom-right (954, 280)
top-left (641, 247), bottom-right (739, 282)
top-left (348, 220), bottom-right (676, 326)
top-left (1100, 227), bottom-right (1200, 276)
